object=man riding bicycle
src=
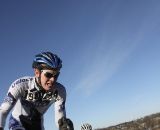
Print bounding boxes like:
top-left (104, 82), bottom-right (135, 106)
top-left (0, 51), bottom-right (74, 130)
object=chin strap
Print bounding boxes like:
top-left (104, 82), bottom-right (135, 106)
top-left (35, 70), bottom-right (43, 89)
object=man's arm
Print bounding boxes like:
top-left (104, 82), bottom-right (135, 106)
top-left (0, 96), bottom-right (14, 129)
top-left (0, 78), bottom-right (22, 128)
top-left (54, 99), bottom-right (66, 127)
top-left (54, 85), bottom-right (67, 127)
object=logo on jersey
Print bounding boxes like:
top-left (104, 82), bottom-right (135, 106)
top-left (22, 89), bottom-right (59, 107)
top-left (3, 92), bottom-right (16, 105)
top-left (59, 101), bottom-right (65, 112)
top-left (11, 78), bottom-right (33, 88)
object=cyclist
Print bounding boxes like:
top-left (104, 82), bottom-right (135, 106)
top-left (81, 123), bottom-right (92, 130)
top-left (0, 52), bottom-right (74, 130)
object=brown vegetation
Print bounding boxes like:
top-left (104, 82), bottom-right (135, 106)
top-left (96, 113), bottom-right (160, 130)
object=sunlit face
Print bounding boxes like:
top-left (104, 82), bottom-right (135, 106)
top-left (34, 69), bottom-right (59, 91)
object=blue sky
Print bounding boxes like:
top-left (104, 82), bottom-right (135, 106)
top-left (1, 0), bottom-right (160, 130)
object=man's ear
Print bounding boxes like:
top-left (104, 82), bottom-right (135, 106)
top-left (34, 68), bottom-right (41, 77)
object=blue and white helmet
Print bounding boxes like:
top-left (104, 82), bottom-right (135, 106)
top-left (32, 51), bottom-right (62, 70)
top-left (81, 123), bottom-right (92, 130)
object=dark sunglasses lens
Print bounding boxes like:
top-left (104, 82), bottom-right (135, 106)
top-left (45, 72), bottom-right (54, 78)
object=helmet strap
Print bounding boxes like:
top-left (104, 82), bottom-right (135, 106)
top-left (35, 70), bottom-right (42, 87)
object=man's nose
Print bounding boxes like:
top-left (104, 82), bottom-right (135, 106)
top-left (49, 76), bottom-right (55, 81)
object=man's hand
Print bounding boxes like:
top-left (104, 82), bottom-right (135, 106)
top-left (19, 107), bottom-right (42, 130)
top-left (58, 117), bottom-right (74, 130)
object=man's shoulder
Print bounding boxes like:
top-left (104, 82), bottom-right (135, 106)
top-left (54, 82), bottom-right (66, 100)
top-left (55, 82), bottom-right (64, 87)
top-left (55, 82), bottom-right (66, 92)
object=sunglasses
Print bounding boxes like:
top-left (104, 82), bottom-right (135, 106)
top-left (42, 70), bottom-right (59, 78)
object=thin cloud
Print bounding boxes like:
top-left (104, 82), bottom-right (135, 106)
top-left (74, 3), bottom-right (160, 96)
top-left (75, 40), bottom-right (137, 96)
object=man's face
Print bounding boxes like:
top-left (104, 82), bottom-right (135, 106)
top-left (35, 69), bottom-right (59, 91)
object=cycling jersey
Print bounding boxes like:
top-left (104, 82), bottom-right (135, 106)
top-left (0, 76), bottom-right (66, 130)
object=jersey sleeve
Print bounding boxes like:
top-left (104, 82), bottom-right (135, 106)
top-left (0, 78), bottom-right (24, 127)
top-left (54, 84), bottom-right (66, 128)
